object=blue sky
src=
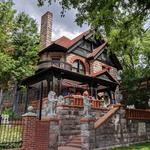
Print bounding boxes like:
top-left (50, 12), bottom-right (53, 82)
top-left (13, 0), bottom-right (88, 40)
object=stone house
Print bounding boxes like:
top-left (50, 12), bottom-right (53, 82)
top-left (20, 11), bottom-right (122, 113)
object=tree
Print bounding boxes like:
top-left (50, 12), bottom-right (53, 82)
top-left (12, 12), bottom-right (39, 81)
top-left (37, 0), bottom-right (150, 32)
top-left (0, 0), bottom-right (39, 109)
top-left (0, 0), bottom-right (39, 90)
top-left (0, 0), bottom-right (15, 53)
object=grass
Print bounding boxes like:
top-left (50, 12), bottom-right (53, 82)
top-left (0, 124), bottom-right (22, 149)
top-left (112, 142), bottom-right (150, 150)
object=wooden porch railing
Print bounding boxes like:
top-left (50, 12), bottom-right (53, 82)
top-left (64, 95), bottom-right (101, 109)
top-left (30, 95), bottom-right (101, 110)
top-left (125, 109), bottom-right (150, 120)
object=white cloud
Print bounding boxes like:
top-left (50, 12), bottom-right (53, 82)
top-left (13, 0), bottom-right (89, 40)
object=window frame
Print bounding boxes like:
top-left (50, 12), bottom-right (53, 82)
top-left (72, 60), bottom-right (85, 74)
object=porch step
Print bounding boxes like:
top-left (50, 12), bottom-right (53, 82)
top-left (64, 134), bottom-right (81, 149)
top-left (66, 143), bottom-right (81, 148)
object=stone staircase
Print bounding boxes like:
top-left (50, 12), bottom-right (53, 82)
top-left (58, 134), bottom-right (81, 150)
top-left (58, 106), bottom-right (114, 150)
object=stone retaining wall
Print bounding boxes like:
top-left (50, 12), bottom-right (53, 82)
top-left (94, 108), bottom-right (150, 149)
top-left (57, 105), bottom-right (110, 145)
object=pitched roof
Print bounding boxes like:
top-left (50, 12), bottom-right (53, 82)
top-left (90, 69), bottom-right (108, 77)
top-left (87, 42), bottom-right (107, 59)
top-left (67, 30), bottom-right (90, 48)
top-left (39, 30), bottom-right (90, 54)
top-left (90, 69), bottom-right (119, 84)
top-left (54, 36), bottom-right (71, 48)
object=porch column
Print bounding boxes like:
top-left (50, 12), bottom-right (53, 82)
top-left (25, 85), bottom-right (29, 113)
top-left (95, 87), bottom-right (98, 99)
top-left (39, 81), bottom-right (43, 120)
top-left (107, 90), bottom-right (113, 104)
top-left (47, 75), bottom-right (53, 93)
top-left (58, 78), bottom-right (62, 95)
top-left (47, 79), bottom-right (50, 94)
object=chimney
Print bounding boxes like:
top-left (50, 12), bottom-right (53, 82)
top-left (40, 11), bottom-right (53, 49)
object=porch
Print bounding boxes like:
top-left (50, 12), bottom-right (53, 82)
top-left (17, 66), bottom-right (118, 117)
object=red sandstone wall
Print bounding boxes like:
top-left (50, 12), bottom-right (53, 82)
top-left (66, 54), bottom-right (118, 80)
top-left (66, 53), bottom-right (90, 75)
top-left (91, 60), bottom-right (103, 73)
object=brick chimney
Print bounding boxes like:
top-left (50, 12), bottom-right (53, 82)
top-left (40, 11), bottom-right (53, 49)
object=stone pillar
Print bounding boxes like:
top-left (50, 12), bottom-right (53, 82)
top-left (22, 106), bottom-right (37, 150)
top-left (80, 118), bottom-right (96, 150)
top-left (49, 117), bottom-right (59, 150)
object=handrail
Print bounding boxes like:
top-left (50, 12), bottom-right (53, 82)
top-left (94, 104), bottom-right (121, 129)
top-left (125, 108), bottom-right (150, 120)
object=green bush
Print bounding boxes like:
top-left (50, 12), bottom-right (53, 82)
top-left (122, 89), bottom-right (150, 109)
top-left (2, 108), bottom-right (21, 120)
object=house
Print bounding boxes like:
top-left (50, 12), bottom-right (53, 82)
top-left (20, 11), bottom-right (122, 112)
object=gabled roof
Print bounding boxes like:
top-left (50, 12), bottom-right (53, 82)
top-left (90, 69), bottom-right (108, 77)
top-left (87, 42), bottom-right (107, 59)
top-left (39, 30), bottom-right (90, 55)
top-left (67, 30), bottom-right (90, 48)
top-left (38, 30), bottom-right (122, 70)
top-left (90, 69), bottom-right (119, 84)
top-left (38, 43), bottom-right (67, 55)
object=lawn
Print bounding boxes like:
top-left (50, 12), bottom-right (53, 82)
top-left (112, 142), bottom-right (150, 150)
top-left (0, 124), bottom-right (22, 149)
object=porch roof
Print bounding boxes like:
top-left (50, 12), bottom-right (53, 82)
top-left (21, 66), bottom-right (118, 90)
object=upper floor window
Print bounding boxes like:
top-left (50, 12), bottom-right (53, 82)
top-left (52, 58), bottom-right (60, 67)
top-left (72, 60), bottom-right (85, 74)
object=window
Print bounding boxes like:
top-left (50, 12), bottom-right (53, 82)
top-left (72, 60), bottom-right (85, 74)
top-left (52, 58), bottom-right (60, 67)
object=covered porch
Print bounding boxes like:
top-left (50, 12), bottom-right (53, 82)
top-left (19, 66), bottom-right (118, 116)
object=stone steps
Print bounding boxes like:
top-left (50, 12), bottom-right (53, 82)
top-left (67, 134), bottom-right (81, 147)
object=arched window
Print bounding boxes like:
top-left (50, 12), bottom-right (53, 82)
top-left (72, 60), bottom-right (85, 74)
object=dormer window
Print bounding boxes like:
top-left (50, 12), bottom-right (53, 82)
top-left (72, 60), bottom-right (85, 74)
